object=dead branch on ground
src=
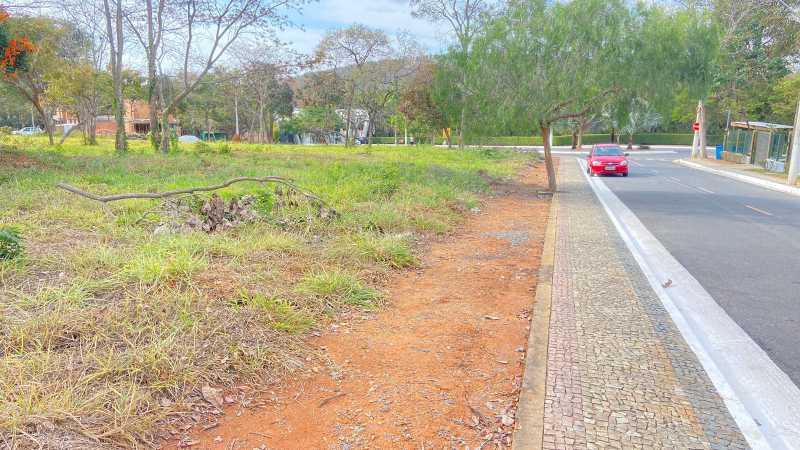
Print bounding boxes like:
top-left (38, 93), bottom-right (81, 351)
top-left (56, 176), bottom-right (337, 215)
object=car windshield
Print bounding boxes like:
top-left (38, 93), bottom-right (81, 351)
top-left (594, 146), bottom-right (624, 156)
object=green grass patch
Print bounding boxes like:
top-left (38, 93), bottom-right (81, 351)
top-left (297, 270), bottom-right (381, 309)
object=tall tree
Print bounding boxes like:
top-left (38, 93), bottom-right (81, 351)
top-left (475, 0), bottom-right (632, 191)
top-left (315, 24), bottom-right (391, 147)
top-left (410, 0), bottom-right (489, 149)
top-left (102, 0), bottom-right (127, 152)
top-left (124, 0), bottom-right (170, 149)
top-left (155, 0), bottom-right (307, 153)
top-left (1, 16), bottom-right (77, 145)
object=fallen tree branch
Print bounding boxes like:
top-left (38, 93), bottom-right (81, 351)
top-left (57, 176), bottom-right (337, 214)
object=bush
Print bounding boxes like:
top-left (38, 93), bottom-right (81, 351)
top-left (296, 270), bottom-right (380, 309)
top-left (0, 226), bottom-right (23, 260)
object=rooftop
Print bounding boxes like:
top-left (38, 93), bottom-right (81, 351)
top-left (730, 121), bottom-right (793, 131)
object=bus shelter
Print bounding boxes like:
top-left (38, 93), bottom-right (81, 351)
top-left (723, 121), bottom-right (793, 172)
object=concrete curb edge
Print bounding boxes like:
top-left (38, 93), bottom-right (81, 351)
top-left (511, 181), bottom-right (558, 450)
top-left (676, 159), bottom-right (800, 197)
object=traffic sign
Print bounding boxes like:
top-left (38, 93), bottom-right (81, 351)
top-left (692, 122), bottom-right (700, 132)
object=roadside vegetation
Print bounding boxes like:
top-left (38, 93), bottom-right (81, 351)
top-left (0, 136), bottom-right (533, 447)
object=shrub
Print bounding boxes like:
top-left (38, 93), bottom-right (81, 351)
top-left (296, 270), bottom-right (380, 309)
top-left (0, 226), bottom-right (23, 260)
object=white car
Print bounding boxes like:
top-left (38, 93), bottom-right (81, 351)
top-left (12, 127), bottom-right (43, 135)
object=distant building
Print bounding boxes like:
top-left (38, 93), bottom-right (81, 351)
top-left (54, 100), bottom-right (180, 137)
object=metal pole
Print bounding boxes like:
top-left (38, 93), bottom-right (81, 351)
top-left (787, 98), bottom-right (800, 185)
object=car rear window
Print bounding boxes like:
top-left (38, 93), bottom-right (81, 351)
top-left (594, 146), bottom-right (624, 156)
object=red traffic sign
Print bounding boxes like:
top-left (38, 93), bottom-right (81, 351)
top-left (692, 122), bottom-right (700, 131)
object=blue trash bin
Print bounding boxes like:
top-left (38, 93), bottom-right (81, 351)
top-left (715, 144), bottom-right (723, 160)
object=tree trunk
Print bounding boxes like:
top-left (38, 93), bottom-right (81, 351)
top-left (366, 115), bottom-right (373, 147)
top-left (459, 104), bottom-right (466, 150)
top-left (233, 90), bottom-right (241, 142)
top-left (541, 125), bottom-right (557, 192)
top-left (571, 129), bottom-right (578, 149)
top-left (104, 0), bottom-right (127, 153)
top-left (31, 98), bottom-right (54, 145)
top-left (610, 127), bottom-right (616, 143)
top-left (159, 111), bottom-right (171, 153)
top-left (267, 111), bottom-right (274, 144)
top-left (345, 103), bottom-right (353, 147)
top-left (393, 125), bottom-right (397, 145)
top-left (258, 101), bottom-right (265, 144)
top-left (576, 127), bottom-right (584, 150)
top-left (627, 133), bottom-right (634, 150)
top-left (146, 0), bottom-right (160, 150)
top-left (87, 115), bottom-right (97, 145)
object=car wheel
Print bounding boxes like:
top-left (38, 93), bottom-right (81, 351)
top-left (623, 172), bottom-right (628, 177)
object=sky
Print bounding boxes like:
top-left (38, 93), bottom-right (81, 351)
top-left (283, 0), bottom-right (452, 55)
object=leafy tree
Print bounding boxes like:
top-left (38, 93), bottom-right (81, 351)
top-left (242, 62), bottom-right (294, 143)
top-left (46, 64), bottom-right (112, 144)
top-left (1, 16), bottom-right (79, 145)
top-left (621, 98), bottom-right (662, 149)
top-left (283, 106), bottom-right (343, 144)
top-left (399, 59), bottom-right (446, 146)
top-left (475, 0), bottom-right (633, 191)
top-left (0, 9), bottom-right (34, 74)
top-left (315, 24), bottom-right (391, 146)
top-left (298, 70), bottom-right (346, 108)
top-left (770, 74), bottom-right (800, 124)
top-left (153, 0), bottom-right (309, 153)
top-left (411, 0), bottom-right (490, 149)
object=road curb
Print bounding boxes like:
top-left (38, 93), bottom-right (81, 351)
top-left (676, 159), bottom-right (800, 197)
top-left (511, 185), bottom-right (557, 450)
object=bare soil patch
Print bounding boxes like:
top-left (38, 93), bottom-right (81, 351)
top-left (170, 163), bottom-right (550, 449)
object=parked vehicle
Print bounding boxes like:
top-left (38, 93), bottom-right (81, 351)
top-left (587, 144), bottom-right (629, 177)
top-left (12, 127), bottom-right (43, 136)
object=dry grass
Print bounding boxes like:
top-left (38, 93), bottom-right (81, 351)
top-left (0, 136), bottom-right (533, 448)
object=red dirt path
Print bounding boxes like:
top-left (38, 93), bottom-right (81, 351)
top-left (177, 164), bottom-right (549, 449)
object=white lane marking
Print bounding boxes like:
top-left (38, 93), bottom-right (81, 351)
top-left (665, 177), bottom-right (715, 195)
top-left (578, 158), bottom-right (800, 450)
top-left (745, 205), bottom-right (773, 216)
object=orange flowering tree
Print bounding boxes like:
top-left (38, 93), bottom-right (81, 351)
top-left (0, 8), bottom-right (34, 74)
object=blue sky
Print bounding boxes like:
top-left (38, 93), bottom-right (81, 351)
top-left (283, 0), bottom-right (451, 54)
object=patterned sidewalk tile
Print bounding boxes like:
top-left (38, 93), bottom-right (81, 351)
top-left (543, 159), bottom-right (748, 450)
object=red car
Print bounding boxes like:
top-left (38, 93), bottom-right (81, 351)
top-left (587, 144), bottom-right (629, 177)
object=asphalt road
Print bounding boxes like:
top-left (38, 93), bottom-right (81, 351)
top-left (598, 149), bottom-right (800, 386)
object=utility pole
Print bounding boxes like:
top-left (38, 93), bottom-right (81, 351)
top-left (787, 98), bottom-right (800, 185)
top-left (691, 100), bottom-right (706, 159)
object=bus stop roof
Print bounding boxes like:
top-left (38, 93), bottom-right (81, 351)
top-left (730, 121), bottom-right (792, 132)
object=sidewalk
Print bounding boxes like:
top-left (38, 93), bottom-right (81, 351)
top-left (542, 159), bottom-right (748, 449)
top-left (677, 158), bottom-right (800, 197)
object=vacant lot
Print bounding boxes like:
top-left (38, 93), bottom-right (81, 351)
top-left (0, 136), bottom-right (533, 448)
